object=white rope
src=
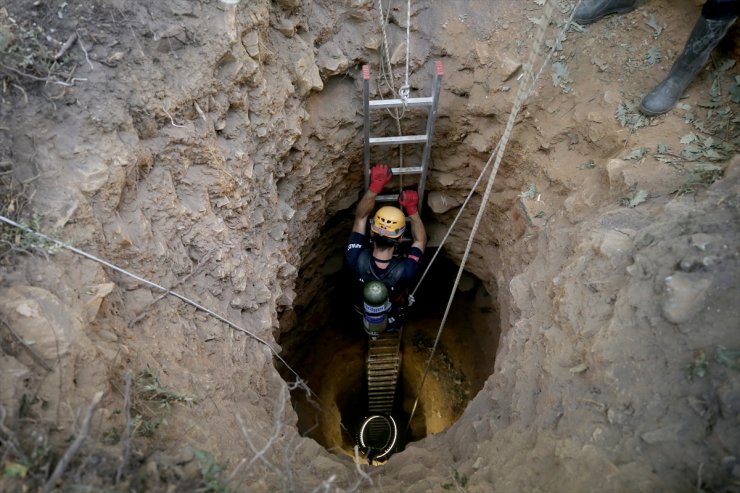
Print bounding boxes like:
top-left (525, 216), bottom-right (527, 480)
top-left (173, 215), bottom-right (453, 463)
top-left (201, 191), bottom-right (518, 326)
top-left (405, 0), bottom-right (565, 433)
top-left (374, 0), bottom-right (409, 190)
top-left (399, 0), bottom-right (412, 102)
top-left (410, 0), bottom-right (583, 298)
top-left (0, 214), bottom-right (331, 409)
top-left (409, 140), bottom-right (501, 302)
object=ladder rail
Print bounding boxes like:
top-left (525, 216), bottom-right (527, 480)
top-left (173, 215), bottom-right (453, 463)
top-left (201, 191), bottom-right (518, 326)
top-left (363, 65), bottom-right (371, 191)
top-left (417, 61), bottom-right (444, 215)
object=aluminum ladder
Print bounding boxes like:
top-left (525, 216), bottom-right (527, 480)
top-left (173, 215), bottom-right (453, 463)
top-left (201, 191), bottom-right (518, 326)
top-left (362, 61), bottom-right (444, 211)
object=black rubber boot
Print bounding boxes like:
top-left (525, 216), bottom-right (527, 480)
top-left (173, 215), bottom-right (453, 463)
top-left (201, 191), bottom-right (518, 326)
top-left (639, 15), bottom-right (737, 116)
top-left (573, 0), bottom-right (640, 25)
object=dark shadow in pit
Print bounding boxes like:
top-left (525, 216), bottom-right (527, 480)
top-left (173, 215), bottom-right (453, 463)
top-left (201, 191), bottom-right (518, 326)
top-left (276, 217), bottom-right (500, 458)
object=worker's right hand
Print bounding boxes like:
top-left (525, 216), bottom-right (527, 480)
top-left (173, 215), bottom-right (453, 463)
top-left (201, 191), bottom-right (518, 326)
top-left (399, 190), bottom-right (418, 216)
top-left (369, 164), bottom-right (392, 194)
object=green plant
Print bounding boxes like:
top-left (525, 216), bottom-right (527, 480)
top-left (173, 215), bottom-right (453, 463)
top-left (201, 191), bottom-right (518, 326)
top-left (672, 163), bottom-right (724, 196)
top-left (0, 213), bottom-right (63, 260)
top-left (645, 46), bottom-right (662, 65)
top-left (193, 449), bottom-right (231, 493)
top-left (519, 183), bottom-right (538, 199)
top-left (715, 347), bottom-right (740, 371)
top-left (442, 469), bottom-right (468, 491)
top-left (615, 101), bottom-right (651, 132)
top-left (551, 61), bottom-right (573, 93)
top-left (0, 9), bottom-right (77, 86)
top-left (131, 368), bottom-right (196, 437)
top-left (620, 189), bottom-right (649, 208)
top-left (623, 147), bottom-right (648, 160)
top-left (645, 15), bottom-right (664, 37)
top-left (688, 351), bottom-right (708, 381)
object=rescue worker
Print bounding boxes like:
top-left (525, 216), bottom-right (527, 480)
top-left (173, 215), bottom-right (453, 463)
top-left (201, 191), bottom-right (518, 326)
top-left (573, 0), bottom-right (739, 115)
top-left (345, 164), bottom-right (427, 335)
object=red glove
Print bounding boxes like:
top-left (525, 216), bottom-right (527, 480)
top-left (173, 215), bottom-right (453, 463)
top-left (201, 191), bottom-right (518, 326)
top-left (399, 190), bottom-right (419, 216)
top-left (369, 164), bottom-right (392, 194)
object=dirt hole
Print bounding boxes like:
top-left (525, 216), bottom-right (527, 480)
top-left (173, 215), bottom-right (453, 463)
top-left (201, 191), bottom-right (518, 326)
top-left (276, 213), bottom-right (500, 459)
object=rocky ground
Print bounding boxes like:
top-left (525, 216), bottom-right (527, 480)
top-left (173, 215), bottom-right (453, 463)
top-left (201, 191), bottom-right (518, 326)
top-left (0, 0), bottom-right (738, 492)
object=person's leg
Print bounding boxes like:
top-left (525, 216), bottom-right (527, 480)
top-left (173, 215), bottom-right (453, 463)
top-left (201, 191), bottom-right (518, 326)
top-left (572, 0), bottom-right (640, 25)
top-left (639, 2), bottom-right (738, 115)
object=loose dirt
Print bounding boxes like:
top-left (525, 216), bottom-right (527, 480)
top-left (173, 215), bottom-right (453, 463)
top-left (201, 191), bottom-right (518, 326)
top-left (1, 1), bottom-right (738, 492)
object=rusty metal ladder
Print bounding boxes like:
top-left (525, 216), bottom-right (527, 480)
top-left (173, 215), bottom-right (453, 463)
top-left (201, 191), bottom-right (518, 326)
top-left (362, 61), bottom-right (444, 213)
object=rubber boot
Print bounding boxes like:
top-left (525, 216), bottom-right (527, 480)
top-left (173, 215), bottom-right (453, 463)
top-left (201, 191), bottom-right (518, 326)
top-left (573, 0), bottom-right (640, 25)
top-left (639, 15), bottom-right (737, 116)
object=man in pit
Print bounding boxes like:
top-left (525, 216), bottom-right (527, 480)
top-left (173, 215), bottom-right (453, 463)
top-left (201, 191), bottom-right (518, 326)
top-left (345, 164), bottom-right (427, 335)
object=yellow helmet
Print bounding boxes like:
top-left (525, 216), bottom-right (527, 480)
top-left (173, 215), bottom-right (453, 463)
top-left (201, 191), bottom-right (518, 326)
top-left (371, 206), bottom-right (406, 238)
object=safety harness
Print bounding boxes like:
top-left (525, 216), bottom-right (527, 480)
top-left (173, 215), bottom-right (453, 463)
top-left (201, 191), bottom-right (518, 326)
top-left (355, 250), bottom-right (408, 303)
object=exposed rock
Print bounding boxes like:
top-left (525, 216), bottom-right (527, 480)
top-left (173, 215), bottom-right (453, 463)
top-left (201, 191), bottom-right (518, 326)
top-left (689, 233), bottom-right (715, 251)
top-left (596, 230), bottom-right (634, 267)
top-left (493, 52), bottom-right (522, 81)
top-left (0, 286), bottom-right (81, 361)
top-left (292, 50), bottom-right (324, 96)
top-left (661, 272), bottom-right (712, 325)
top-left (79, 283), bottom-right (116, 323)
top-left (317, 41), bottom-right (349, 76)
top-left (0, 355), bottom-right (30, 402)
top-left (641, 424), bottom-right (682, 444)
top-left (428, 191), bottom-right (462, 214)
top-left (242, 31), bottom-right (260, 58)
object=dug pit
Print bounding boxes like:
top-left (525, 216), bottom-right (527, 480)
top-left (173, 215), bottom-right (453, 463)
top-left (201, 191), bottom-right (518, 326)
top-left (277, 213), bottom-right (499, 458)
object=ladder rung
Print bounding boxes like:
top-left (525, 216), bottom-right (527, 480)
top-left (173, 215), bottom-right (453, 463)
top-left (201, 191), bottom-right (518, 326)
top-left (370, 135), bottom-right (428, 145)
top-left (369, 395), bottom-right (395, 400)
top-left (390, 166), bottom-right (422, 175)
top-left (369, 97), bottom-right (433, 110)
top-left (376, 194), bottom-right (399, 202)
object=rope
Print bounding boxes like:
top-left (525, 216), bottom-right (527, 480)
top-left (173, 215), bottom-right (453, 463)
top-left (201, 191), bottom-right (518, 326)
top-left (409, 140), bottom-right (500, 302)
top-left (411, 0), bottom-right (583, 298)
top-left (0, 214), bottom-right (339, 423)
top-left (404, 0), bottom-right (566, 434)
top-left (375, 0), bottom-right (412, 191)
top-left (399, 0), bottom-right (412, 102)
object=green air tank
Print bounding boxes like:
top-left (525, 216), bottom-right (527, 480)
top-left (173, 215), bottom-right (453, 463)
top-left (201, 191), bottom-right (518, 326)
top-left (363, 281), bottom-right (391, 336)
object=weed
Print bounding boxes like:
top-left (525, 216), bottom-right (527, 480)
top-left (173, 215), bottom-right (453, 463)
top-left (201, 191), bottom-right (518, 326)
top-left (672, 163), bottom-right (724, 196)
top-left (645, 46), bottom-right (662, 65)
top-left (0, 213), bottom-right (63, 260)
top-left (551, 61), bottom-right (573, 93)
top-left (623, 147), bottom-right (648, 160)
top-left (731, 75), bottom-right (740, 103)
top-left (442, 469), bottom-right (468, 491)
top-left (688, 351), bottom-right (708, 381)
top-left (615, 101), bottom-right (651, 132)
top-left (3, 462), bottom-right (28, 478)
top-left (645, 15), bottom-right (664, 37)
top-left (130, 368), bottom-right (196, 437)
top-left (519, 183), bottom-right (538, 199)
top-left (715, 346), bottom-right (740, 371)
top-left (620, 189), bottom-right (649, 208)
top-left (0, 8), bottom-right (78, 88)
top-left (193, 449), bottom-right (230, 493)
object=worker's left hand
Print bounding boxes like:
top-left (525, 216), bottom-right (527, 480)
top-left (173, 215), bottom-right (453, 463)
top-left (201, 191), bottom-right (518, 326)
top-left (399, 190), bottom-right (418, 216)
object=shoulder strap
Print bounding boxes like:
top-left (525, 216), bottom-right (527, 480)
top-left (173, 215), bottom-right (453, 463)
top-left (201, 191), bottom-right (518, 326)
top-left (356, 252), bottom-right (405, 286)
